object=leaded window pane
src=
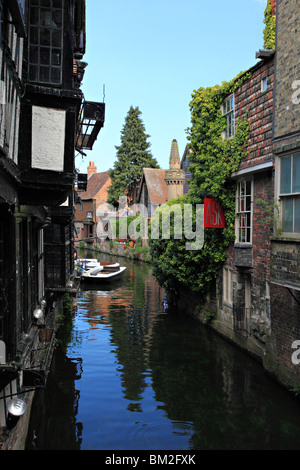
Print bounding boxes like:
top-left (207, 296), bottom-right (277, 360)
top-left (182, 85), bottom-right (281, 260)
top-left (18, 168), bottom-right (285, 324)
top-left (28, 0), bottom-right (63, 85)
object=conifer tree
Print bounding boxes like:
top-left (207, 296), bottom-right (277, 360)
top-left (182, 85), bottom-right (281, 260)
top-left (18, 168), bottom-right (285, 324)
top-left (107, 106), bottom-right (159, 207)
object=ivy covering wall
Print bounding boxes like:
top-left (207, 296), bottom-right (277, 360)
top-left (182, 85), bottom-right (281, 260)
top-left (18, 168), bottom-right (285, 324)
top-left (263, 0), bottom-right (276, 50)
top-left (149, 73), bottom-right (251, 299)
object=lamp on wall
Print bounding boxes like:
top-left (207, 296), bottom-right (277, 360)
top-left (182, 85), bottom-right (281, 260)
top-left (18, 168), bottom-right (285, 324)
top-left (33, 307), bottom-right (44, 321)
top-left (7, 398), bottom-right (27, 417)
top-left (5, 396), bottom-right (28, 431)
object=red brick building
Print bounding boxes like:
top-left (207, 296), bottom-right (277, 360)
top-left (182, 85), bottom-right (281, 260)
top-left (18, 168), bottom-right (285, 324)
top-left (267, 0), bottom-right (300, 387)
top-left (201, 0), bottom-right (300, 388)
top-left (213, 51), bottom-right (275, 359)
top-left (74, 163), bottom-right (111, 244)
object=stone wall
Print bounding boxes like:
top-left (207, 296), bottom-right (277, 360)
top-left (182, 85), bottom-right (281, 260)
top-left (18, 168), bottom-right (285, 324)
top-left (265, 283), bottom-right (300, 387)
top-left (271, 240), bottom-right (300, 286)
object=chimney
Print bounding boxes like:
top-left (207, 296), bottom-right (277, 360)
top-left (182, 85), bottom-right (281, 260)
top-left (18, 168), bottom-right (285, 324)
top-left (270, 0), bottom-right (276, 15)
top-left (87, 161), bottom-right (97, 179)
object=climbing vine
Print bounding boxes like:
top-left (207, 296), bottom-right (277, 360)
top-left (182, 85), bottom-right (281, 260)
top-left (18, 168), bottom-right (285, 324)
top-left (149, 72), bottom-right (251, 298)
top-left (263, 0), bottom-right (276, 50)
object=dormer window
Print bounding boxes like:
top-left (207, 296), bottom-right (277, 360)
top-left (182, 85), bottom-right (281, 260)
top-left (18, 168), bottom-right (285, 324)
top-left (28, 0), bottom-right (64, 85)
top-left (222, 94), bottom-right (235, 139)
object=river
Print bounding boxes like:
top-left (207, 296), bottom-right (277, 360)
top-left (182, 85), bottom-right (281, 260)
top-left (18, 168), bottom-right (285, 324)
top-left (26, 252), bottom-right (300, 450)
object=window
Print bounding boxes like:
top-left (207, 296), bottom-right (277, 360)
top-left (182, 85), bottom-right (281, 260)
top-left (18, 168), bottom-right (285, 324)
top-left (261, 76), bottom-right (268, 92)
top-left (223, 267), bottom-right (233, 305)
top-left (222, 94), bottom-right (235, 139)
top-left (28, 0), bottom-right (63, 85)
top-left (236, 180), bottom-right (253, 244)
top-left (183, 157), bottom-right (190, 172)
top-left (280, 153), bottom-right (300, 233)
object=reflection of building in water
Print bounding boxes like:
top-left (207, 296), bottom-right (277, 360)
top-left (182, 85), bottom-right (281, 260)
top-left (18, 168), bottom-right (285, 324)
top-left (27, 351), bottom-right (83, 450)
top-left (77, 266), bottom-right (165, 404)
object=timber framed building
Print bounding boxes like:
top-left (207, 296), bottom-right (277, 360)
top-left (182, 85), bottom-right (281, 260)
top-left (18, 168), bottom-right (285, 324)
top-left (0, 0), bottom-right (104, 443)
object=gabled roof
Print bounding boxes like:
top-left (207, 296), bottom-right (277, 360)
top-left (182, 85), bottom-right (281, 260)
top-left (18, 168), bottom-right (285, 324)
top-left (138, 168), bottom-right (168, 205)
top-left (180, 145), bottom-right (192, 166)
top-left (78, 171), bottom-right (110, 200)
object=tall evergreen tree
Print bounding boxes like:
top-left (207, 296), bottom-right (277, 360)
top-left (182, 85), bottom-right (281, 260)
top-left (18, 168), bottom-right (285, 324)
top-left (107, 106), bottom-right (159, 207)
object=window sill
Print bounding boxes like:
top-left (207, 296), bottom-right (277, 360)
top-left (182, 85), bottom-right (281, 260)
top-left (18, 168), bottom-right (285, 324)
top-left (234, 243), bottom-right (253, 249)
top-left (270, 235), bottom-right (300, 243)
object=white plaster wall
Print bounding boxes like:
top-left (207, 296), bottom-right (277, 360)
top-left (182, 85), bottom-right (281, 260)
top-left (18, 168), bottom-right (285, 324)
top-left (32, 106), bottom-right (66, 172)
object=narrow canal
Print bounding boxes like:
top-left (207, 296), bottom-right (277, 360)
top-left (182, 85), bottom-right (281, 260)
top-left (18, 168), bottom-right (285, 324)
top-left (26, 253), bottom-right (300, 450)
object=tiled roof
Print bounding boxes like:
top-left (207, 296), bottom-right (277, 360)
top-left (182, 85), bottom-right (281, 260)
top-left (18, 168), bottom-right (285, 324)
top-left (77, 171), bottom-right (110, 200)
top-left (139, 168), bottom-right (168, 205)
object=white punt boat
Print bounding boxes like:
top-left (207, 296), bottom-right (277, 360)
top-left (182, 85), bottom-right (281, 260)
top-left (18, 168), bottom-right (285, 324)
top-left (77, 259), bottom-right (126, 282)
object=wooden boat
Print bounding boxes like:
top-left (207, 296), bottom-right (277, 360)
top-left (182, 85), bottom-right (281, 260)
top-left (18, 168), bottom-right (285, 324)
top-left (77, 259), bottom-right (126, 282)
top-left (81, 264), bottom-right (126, 282)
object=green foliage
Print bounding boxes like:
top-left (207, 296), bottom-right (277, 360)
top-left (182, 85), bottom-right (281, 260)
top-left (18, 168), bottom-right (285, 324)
top-left (290, 386), bottom-right (300, 398)
top-left (107, 106), bottom-right (159, 207)
top-left (149, 73), bottom-right (251, 297)
top-left (263, 0), bottom-right (276, 50)
top-left (256, 198), bottom-right (281, 233)
top-left (110, 214), bottom-right (141, 239)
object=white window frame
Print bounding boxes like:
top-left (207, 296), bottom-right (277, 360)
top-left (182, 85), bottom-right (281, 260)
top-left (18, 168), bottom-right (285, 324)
top-left (278, 153), bottom-right (300, 235)
top-left (261, 76), bottom-right (268, 92)
top-left (235, 179), bottom-right (253, 244)
top-left (223, 266), bottom-right (233, 306)
top-left (222, 94), bottom-right (235, 139)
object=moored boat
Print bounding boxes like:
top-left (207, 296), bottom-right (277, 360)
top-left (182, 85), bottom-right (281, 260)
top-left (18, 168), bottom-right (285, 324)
top-left (81, 264), bottom-right (126, 282)
top-left (76, 258), bottom-right (126, 282)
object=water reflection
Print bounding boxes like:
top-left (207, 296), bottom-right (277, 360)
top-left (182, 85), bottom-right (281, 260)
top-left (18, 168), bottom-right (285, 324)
top-left (27, 253), bottom-right (300, 450)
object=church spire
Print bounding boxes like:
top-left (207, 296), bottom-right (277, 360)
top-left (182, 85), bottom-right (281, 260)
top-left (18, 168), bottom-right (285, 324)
top-left (165, 139), bottom-right (185, 200)
top-left (169, 139), bottom-right (180, 170)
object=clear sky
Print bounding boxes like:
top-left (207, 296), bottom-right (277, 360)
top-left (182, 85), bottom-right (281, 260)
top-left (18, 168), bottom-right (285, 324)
top-left (78, 0), bottom-right (267, 175)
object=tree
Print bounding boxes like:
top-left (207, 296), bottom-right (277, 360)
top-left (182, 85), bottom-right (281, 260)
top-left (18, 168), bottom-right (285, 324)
top-left (149, 73), bottom-right (250, 298)
top-left (107, 106), bottom-right (159, 207)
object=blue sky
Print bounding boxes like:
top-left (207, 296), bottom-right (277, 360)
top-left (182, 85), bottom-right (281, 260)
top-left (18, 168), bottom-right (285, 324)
top-left (78, 0), bottom-right (267, 174)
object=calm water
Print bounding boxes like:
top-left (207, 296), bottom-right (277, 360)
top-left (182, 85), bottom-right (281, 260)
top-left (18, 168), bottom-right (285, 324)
top-left (26, 253), bottom-right (300, 450)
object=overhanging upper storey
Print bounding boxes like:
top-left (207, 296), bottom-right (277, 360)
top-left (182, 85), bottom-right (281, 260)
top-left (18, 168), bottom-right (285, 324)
top-left (8, 0), bottom-right (26, 37)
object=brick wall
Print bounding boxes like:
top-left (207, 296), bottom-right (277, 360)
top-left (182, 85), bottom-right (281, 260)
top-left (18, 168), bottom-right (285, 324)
top-left (267, 283), bottom-right (300, 386)
top-left (273, 0), bottom-right (300, 139)
top-left (267, 0), bottom-right (300, 386)
top-left (235, 58), bottom-right (274, 169)
top-left (217, 58), bottom-right (275, 346)
top-left (74, 199), bottom-right (96, 241)
top-left (96, 178), bottom-right (111, 208)
top-left (75, 199), bottom-right (95, 223)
